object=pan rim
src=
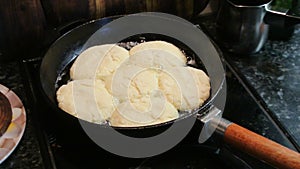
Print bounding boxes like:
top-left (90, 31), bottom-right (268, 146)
top-left (40, 14), bottom-right (226, 130)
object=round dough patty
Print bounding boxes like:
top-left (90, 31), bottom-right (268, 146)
top-left (129, 41), bottom-right (187, 66)
top-left (158, 67), bottom-right (210, 110)
top-left (56, 79), bottom-right (116, 123)
top-left (107, 63), bottom-right (159, 102)
top-left (70, 44), bottom-right (129, 80)
top-left (110, 96), bottom-right (179, 127)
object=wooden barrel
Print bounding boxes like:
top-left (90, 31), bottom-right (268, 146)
top-left (0, 0), bottom-right (207, 61)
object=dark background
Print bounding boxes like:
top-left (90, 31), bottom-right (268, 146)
top-left (0, 0), bottom-right (211, 61)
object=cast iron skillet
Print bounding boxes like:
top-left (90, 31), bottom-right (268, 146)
top-left (40, 14), bottom-right (300, 168)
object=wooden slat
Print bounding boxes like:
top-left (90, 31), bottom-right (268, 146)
top-left (89, 0), bottom-right (196, 20)
top-left (0, 0), bottom-right (202, 60)
top-left (40, 0), bottom-right (90, 26)
top-left (89, 0), bottom-right (106, 18)
top-left (105, 0), bottom-right (126, 16)
top-left (124, 0), bottom-right (147, 14)
top-left (0, 0), bottom-right (47, 60)
top-left (175, 0), bottom-right (194, 19)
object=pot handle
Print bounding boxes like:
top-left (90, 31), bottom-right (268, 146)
top-left (223, 121), bottom-right (300, 169)
top-left (265, 8), bottom-right (300, 26)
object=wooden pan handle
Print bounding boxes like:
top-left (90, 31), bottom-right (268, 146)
top-left (224, 123), bottom-right (300, 169)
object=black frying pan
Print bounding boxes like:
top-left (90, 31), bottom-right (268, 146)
top-left (40, 13), bottom-right (300, 168)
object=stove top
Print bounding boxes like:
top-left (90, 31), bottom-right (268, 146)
top-left (17, 54), bottom-right (295, 169)
top-left (0, 14), bottom-right (298, 169)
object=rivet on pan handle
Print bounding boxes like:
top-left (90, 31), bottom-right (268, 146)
top-left (198, 106), bottom-right (226, 143)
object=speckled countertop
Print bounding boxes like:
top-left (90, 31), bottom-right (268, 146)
top-left (229, 28), bottom-right (300, 148)
top-left (196, 15), bottom-right (300, 150)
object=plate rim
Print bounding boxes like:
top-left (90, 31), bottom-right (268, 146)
top-left (0, 84), bottom-right (26, 164)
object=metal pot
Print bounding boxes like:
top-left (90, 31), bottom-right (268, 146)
top-left (216, 0), bottom-right (300, 54)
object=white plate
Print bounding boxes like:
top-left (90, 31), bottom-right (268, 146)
top-left (0, 84), bottom-right (26, 164)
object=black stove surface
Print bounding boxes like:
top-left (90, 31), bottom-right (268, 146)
top-left (20, 54), bottom-right (296, 169)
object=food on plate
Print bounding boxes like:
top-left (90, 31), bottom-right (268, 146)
top-left (56, 79), bottom-right (115, 123)
top-left (70, 44), bottom-right (129, 80)
top-left (0, 93), bottom-right (12, 137)
top-left (56, 41), bottom-right (210, 127)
